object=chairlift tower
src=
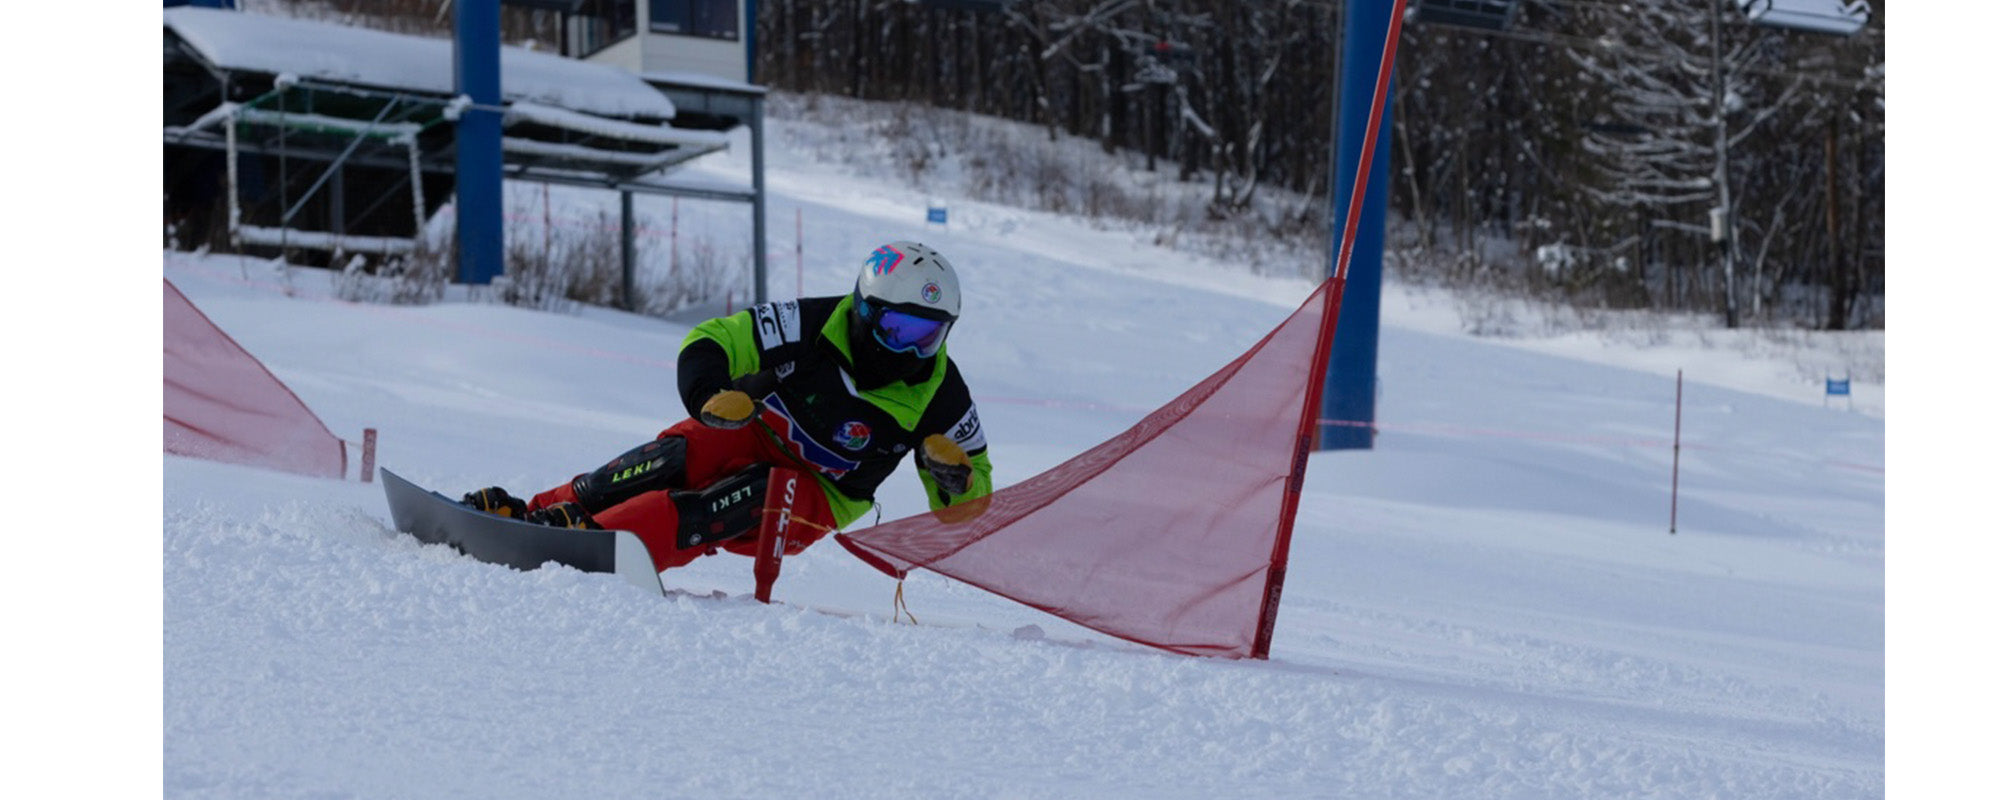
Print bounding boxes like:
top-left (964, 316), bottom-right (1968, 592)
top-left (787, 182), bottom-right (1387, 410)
top-left (1320, 0), bottom-right (1520, 451)
top-left (454, 0), bottom-right (504, 286)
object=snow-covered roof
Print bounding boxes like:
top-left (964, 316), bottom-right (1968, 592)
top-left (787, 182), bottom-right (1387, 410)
top-left (504, 102), bottom-right (728, 148)
top-left (164, 6), bottom-right (677, 121)
top-left (641, 69), bottom-right (767, 96)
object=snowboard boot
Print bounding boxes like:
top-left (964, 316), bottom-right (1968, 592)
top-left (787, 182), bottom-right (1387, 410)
top-left (527, 502), bottom-right (602, 530)
top-left (462, 487), bottom-right (528, 519)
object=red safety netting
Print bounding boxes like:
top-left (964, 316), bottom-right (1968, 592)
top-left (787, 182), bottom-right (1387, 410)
top-left (164, 279), bottom-right (346, 479)
top-left (838, 281), bottom-right (1334, 659)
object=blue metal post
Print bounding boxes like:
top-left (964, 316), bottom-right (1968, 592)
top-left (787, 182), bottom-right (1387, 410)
top-left (1320, 0), bottom-right (1394, 451)
top-left (745, 0), bottom-right (759, 83)
top-left (454, 0), bottom-right (504, 285)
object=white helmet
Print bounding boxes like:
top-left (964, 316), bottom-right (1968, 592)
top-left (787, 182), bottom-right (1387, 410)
top-left (851, 242), bottom-right (960, 358)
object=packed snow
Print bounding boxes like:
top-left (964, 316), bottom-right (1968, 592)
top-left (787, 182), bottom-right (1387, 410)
top-left (142, 88), bottom-right (1895, 798)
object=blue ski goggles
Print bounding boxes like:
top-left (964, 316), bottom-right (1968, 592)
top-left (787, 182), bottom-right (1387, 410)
top-left (855, 296), bottom-right (953, 357)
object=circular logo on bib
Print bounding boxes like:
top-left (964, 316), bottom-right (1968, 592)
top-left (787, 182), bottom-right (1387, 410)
top-left (834, 421), bottom-right (872, 451)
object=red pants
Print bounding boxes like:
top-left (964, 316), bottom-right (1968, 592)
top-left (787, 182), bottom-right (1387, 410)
top-left (529, 419), bottom-right (837, 573)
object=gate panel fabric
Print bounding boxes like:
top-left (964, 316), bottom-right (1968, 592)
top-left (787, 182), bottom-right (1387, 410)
top-left (164, 279), bottom-right (345, 479)
top-left (839, 282), bottom-right (1330, 658)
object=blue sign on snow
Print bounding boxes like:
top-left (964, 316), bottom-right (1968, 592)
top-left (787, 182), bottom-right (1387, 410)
top-left (927, 206), bottom-right (948, 225)
top-left (1826, 378), bottom-right (1851, 396)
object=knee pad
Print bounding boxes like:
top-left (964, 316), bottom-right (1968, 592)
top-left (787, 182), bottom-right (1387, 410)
top-left (670, 464), bottom-right (772, 550)
top-left (571, 436), bottom-right (689, 514)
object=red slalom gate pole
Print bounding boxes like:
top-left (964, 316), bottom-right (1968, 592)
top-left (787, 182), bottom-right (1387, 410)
top-left (753, 468), bottom-right (803, 603)
top-left (1253, 0), bottom-right (1412, 661)
top-left (361, 428), bottom-right (378, 483)
top-left (1670, 371), bottom-right (1682, 534)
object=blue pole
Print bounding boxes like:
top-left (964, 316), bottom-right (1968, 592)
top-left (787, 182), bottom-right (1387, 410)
top-left (454, 0), bottom-right (504, 285)
top-left (745, 0), bottom-right (759, 83)
top-left (1320, 0), bottom-right (1394, 451)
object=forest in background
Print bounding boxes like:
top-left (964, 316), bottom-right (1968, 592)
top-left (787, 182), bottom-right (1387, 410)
top-left (755, 0), bottom-right (1883, 330)
top-left (239, 0), bottom-right (1885, 330)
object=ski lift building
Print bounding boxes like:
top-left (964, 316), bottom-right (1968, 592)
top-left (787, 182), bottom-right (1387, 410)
top-left (163, 1), bottom-right (776, 302)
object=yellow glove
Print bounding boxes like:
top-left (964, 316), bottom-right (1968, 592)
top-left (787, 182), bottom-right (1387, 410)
top-left (699, 389), bottom-right (762, 429)
top-left (917, 434), bottom-right (973, 496)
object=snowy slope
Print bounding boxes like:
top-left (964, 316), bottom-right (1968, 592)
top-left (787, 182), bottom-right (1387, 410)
top-left (151, 96), bottom-right (1884, 798)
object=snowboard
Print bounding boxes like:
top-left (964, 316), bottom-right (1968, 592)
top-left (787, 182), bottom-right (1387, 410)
top-left (379, 467), bottom-right (666, 597)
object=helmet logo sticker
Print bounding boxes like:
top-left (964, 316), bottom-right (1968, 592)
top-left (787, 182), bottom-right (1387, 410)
top-left (865, 244), bottom-right (905, 276)
top-left (834, 421), bottom-right (873, 451)
top-left (921, 282), bottom-right (942, 304)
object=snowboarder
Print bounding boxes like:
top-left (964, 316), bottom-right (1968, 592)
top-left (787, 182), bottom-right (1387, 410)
top-left (463, 241), bottom-right (995, 573)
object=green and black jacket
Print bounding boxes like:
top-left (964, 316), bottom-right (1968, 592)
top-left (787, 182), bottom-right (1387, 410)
top-left (678, 296), bottom-right (994, 528)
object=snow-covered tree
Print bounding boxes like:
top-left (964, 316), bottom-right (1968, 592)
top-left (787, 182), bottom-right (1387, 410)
top-left (1561, 0), bottom-right (1806, 324)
